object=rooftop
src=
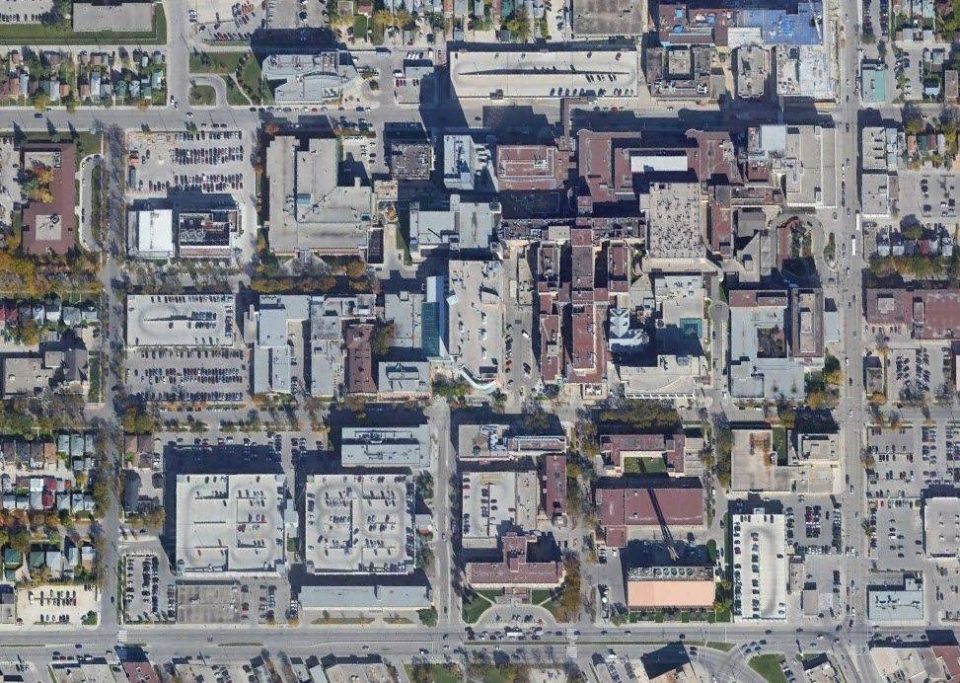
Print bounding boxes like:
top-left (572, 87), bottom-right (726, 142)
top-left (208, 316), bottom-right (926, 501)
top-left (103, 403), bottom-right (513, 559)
top-left (340, 425), bottom-right (431, 469)
top-left (126, 294), bottom-right (236, 347)
top-left (303, 473), bottom-right (415, 574)
top-left (175, 472), bottom-right (287, 576)
top-left (266, 136), bottom-right (372, 255)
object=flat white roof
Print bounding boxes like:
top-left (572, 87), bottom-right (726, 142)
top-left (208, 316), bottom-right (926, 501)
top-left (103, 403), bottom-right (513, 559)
top-left (126, 294), bottom-right (236, 347)
top-left (303, 473), bottom-right (415, 574)
top-left (134, 209), bottom-right (174, 257)
top-left (175, 473), bottom-right (287, 576)
top-left (732, 511), bottom-right (787, 621)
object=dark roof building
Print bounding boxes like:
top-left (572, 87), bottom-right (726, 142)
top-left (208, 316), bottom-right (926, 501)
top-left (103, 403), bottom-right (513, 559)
top-left (20, 143), bottom-right (77, 255)
top-left (595, 479), bottom-right (704, 547)
top-left (866, 288), bottom-right (960, 340)
top-left (464, 533), bottom-right (564, 588)
top-left (344, 323), bottom-right (376, 394)
top-left (495, 144), bottom-right (569, 191)
top-left (542, 453), bottom-right (567, 520)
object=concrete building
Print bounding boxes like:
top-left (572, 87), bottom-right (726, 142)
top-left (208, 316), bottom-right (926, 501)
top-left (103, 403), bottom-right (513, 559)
top-left (731, 426), bottom-right (838, 494)
top-left (261, 53), bottom-right (360, 104)
top-left (303, 473), bottom-right (415, 574)
top-left (126, 294), bottom-right (236, 348)
top-left (266, 136), bottom-right (372, 255)
top-left (340, 426), bottom-right (431, 469)
top-left (129, 208), bottom-right (175, 259)
top-left (868, 576), bottom-right (925, 623)
top-left (298, 584), bottom-right (431, 611)
top-left (175, 472), bottom-right (288, 576)
top-left (378, 361), bottom-right (431, 398)
top-left (447, 259), bottom-right (505, 383)
top-left (461, 469), bottom-right (539, 548)
top-left (246, 293), bottom-right (375, 397)
top-left (442, 134), bottom-right (491, 191)
top-left (449, 45), bottom-right (640, 99)
top-left (731, 509), bottom-right (787, 621)
top-left (409, 195), bottom-right (500, 259)
top-left (644, 182), bottom-right (706, 260)
top-left (387, 140), bottom-right (434, 181)
top-left (727, 289), bottom-right (824, 401)
top-left (924, 497), bottom-right (960, 559)
top-left (870, 644), bottom-right (960, 682)
top-left (775, 45), bottom-right (835, 100)
top-left (747, 125), bottom-right (837, 208)
top-left (458, 424), bottom-right (567, 461)
top-left (626, 565), bottom-right (716, 609)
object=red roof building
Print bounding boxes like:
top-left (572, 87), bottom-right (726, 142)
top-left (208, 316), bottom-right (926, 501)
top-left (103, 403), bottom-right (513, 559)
top-left (344, 323), bottom-right (376, 394)
top-left (595, 481), bottom-right (704, 547)
top-left (600, 433), bottom-right (686, 476)
top-left (866, 288), bottom-right (960, 340)
top-left (464, 533), bottom-right (565, 588)
top-left (495, 144), bottom-right (569, 191)
top-left (20, 142), bottom-right (77, 256)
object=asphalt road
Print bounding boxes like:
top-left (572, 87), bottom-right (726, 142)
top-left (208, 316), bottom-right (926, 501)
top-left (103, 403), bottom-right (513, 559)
top-left (0, 0), bottom-right (898, 678)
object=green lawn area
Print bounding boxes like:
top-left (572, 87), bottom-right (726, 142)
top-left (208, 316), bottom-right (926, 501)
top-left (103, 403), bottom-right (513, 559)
top-left (223, 76), bottom-right (250, 105)
top-left (772, 427), bottom-right (788, 465)
top-left (189, 51), bottom-right (246, 74)
top-left (189, 84), bottom-right (217, 106)
top-left (239, 57), bottom-right (273, 104)
top-left (353, 14), bottom-right (369, 38)
top-left (749, 655), bottom-right (788, 683)
top-left (87, 352), bottom-right (101, 403)
top-left (0, 3), bottom-right (166, 44)
top-left (462, 591), bottom-right (494, 624)
top-left (623, 457), bottom-right (668, 474)
top-left (405, 664), bottom-right (461, 683)
top-left (530, 588), bottom-right (553, 605)
top-left (190, 51), bottom-right (272, 105)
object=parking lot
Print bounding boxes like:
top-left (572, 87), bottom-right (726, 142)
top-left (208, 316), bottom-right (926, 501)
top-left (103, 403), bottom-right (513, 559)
top-left (176, 579), bottom-right (289, 625)
top-left (16, 584), bottom-right (99, 627)
top-left (189, 0), bottom-right (266, 43)
top-left (122, 552), bottom-right (176, 624)
top-left (784, 500), bottom-right (842, 557)
top-left (899, 172), bottom-right (960, 221)
top-left (890, 345), bottom-right (950, 402)
top-left (125, 346), bottom-right (247, 404)
top-left (0, 0), bottom-right (52, 22)
top-left (896, 48), bottom-right (924, 101)
top-left (868, 499), bottom-right (925, 571)
top-left (125, 128), bottom-right (256, 262)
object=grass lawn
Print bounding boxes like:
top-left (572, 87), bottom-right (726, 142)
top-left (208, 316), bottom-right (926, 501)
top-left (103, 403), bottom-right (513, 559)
top-left (223, 76), bottom-right (250, 105)
top-left (530, 588), bottom-right (553, 605)
top-left (189, 51), bottom-right (246, 74)
top-left (189, 84), bottom-right (217, 106)
top-left (623, 457), bottom-right (668, 474)
top-left (749, 655), bottom-right (788, 683)
top-left (405, 665), bottom-right (461, 683)
top-left (87, 352), bottom-right (101, 402)
top-left (0, 3), bottom-right (166, 44)
top-left (462, 592), bottom-right (494, 624)
top-left (239, 57), bottom-right (272, 104)
top-left (772, 426), bottom-right (788, 465)
top-left (353, 14), bottom-right (368, 38)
